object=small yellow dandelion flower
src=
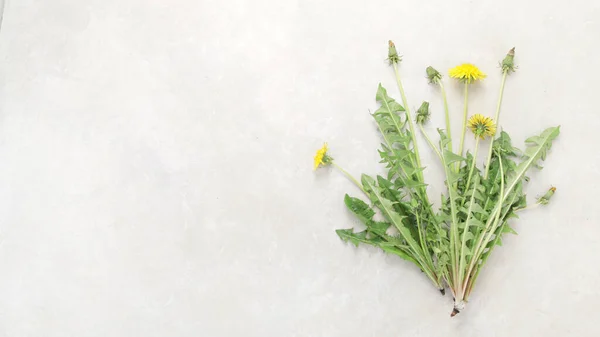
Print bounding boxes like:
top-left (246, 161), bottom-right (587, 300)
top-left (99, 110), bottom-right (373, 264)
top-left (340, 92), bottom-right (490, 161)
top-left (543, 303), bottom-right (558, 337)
top-left (449, 64), bottom-right (487, 83)
top-left (467, 114), bottom-right (496, 139)
top-left (313, 143), bottom-right (332, 170)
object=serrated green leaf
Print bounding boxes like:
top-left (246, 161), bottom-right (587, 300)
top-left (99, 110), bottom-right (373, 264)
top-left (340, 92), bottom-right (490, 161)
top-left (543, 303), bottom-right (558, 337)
top-left (502, 224), bottom-right (518, 235)
top-left (361, 176), bottom-right (425, 259)
top-left (343, 193), bottom-right (393, 238)
top-left (443, 150), bottom-right (466, 165)
top-left (344, 194), bottom-right (375, 224)
top-left (336, 228), bottom-right (367, 247)
top-left (463, 231), bottom-right (475, 242)
top-left (380, 246), bottom-right (421, 267)
top-left (470, 203), bottom-right (486, 215)
top-left (469, 218), bottom-right (485, 228)
top-left (505, 127), bottom-right (560, 199)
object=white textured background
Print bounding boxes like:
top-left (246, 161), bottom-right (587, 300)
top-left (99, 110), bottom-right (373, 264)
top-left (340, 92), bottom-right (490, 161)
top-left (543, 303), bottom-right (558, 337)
top-left (0, 0), bottom-right (598, 336)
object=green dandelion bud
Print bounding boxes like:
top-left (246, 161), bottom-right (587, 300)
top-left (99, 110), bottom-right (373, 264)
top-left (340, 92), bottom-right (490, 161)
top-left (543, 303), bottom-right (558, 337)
top-left (426, 66), bottom-right (442, 83)
top-left (501, 47), bottom-right (516, 73)
top-left (416, 101), bottom-right (431, 124)
top-left (537, 186), bottom-right (556, 205)
top-left (387, 40), bottom-right (401, 64)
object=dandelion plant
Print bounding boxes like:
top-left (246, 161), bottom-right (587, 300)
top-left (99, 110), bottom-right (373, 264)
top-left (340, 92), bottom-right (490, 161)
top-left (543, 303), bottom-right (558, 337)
top-left (314, 41), bottom-right (560, 316)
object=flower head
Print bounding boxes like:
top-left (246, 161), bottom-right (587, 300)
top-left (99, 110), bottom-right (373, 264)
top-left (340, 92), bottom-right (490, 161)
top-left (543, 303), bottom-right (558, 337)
top-left (449, 64), bottom-right (486, 83)
top-left (415, 101), bottom-right (431, 124)
top-left (467, 114), bottom-right (496, 139)
top-left (387, 40), bottom-right (401, 64)
top-left (537, 186), bottom-right (556, 205)
top-left (426, 66), bottom-right (442, 83)
top-left (501, 47), bottom-right (516, 73)
top-left (313, 143), bottom-right (333, 170)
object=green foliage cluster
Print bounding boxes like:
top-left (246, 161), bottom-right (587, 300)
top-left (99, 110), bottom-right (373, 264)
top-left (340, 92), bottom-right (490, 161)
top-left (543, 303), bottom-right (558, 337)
top-left (330, 43), bottom-right (559, 315)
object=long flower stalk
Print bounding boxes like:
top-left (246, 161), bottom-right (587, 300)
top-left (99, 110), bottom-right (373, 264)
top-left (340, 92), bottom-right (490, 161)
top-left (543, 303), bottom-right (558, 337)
top-left (426, 66), bottom-right (452, 152)
top-left (484, 48), bottom-right (516, 178)
top-left (458, 82), bottom-right (470, 157)
top-left (389, 42), bottom-right (424, 182)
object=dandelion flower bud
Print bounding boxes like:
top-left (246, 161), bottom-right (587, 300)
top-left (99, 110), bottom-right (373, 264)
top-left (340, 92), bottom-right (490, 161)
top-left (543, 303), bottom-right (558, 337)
top-left (416, 101), bottom-right (431, 124)
top-left (426, 66), bottom-right (442, 83)
top-left (387, 40), bottom-right (401, 64)
top-left (501, 47), bottom-right (516, 73)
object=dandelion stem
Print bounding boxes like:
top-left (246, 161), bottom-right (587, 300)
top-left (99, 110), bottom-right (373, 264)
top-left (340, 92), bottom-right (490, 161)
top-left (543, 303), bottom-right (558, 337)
top-left (465, 183), bottom-right (520, 299)
top-left (458, 82), bottom-right (469, 160)
top-left (393, 63), bottom-right (431, 209)
top-left (514, 203), bottom-right (540, 213)
top-left (457, 178), bottom-right (479, 302)
top-left (415, 212), bottom-right (441, 290)
top-left (331, 161), bottom-right (366, 195)
top-left (483, 71), bottom-right (508, 179)
top-left (464, 137), bottom-right (480, 195)
top-left (463, 155), bottom-right (505, 297)
top-left (437, 79), bottom-right (453, 152)
top-left (392, 63), bottom-right (423, 178)
top-left (418, 123), bottom-right (443, 162)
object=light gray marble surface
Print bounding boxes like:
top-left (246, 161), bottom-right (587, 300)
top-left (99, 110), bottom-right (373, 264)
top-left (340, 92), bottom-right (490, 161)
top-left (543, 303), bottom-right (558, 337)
top-left (0, 0), bottom-right (598, 336)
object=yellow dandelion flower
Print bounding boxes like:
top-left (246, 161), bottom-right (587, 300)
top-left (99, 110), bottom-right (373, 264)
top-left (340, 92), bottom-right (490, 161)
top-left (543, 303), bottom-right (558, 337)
top-left (449, 64), bottom-right (487, 83)
top-left (313, 143), bottom-right (331, 170)
top-left (467, 114), bottom-right (496, 139)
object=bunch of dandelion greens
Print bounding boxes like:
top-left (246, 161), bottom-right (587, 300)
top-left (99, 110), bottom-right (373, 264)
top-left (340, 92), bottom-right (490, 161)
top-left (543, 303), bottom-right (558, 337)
top-left (313, 42), bottom-right (560, 316)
